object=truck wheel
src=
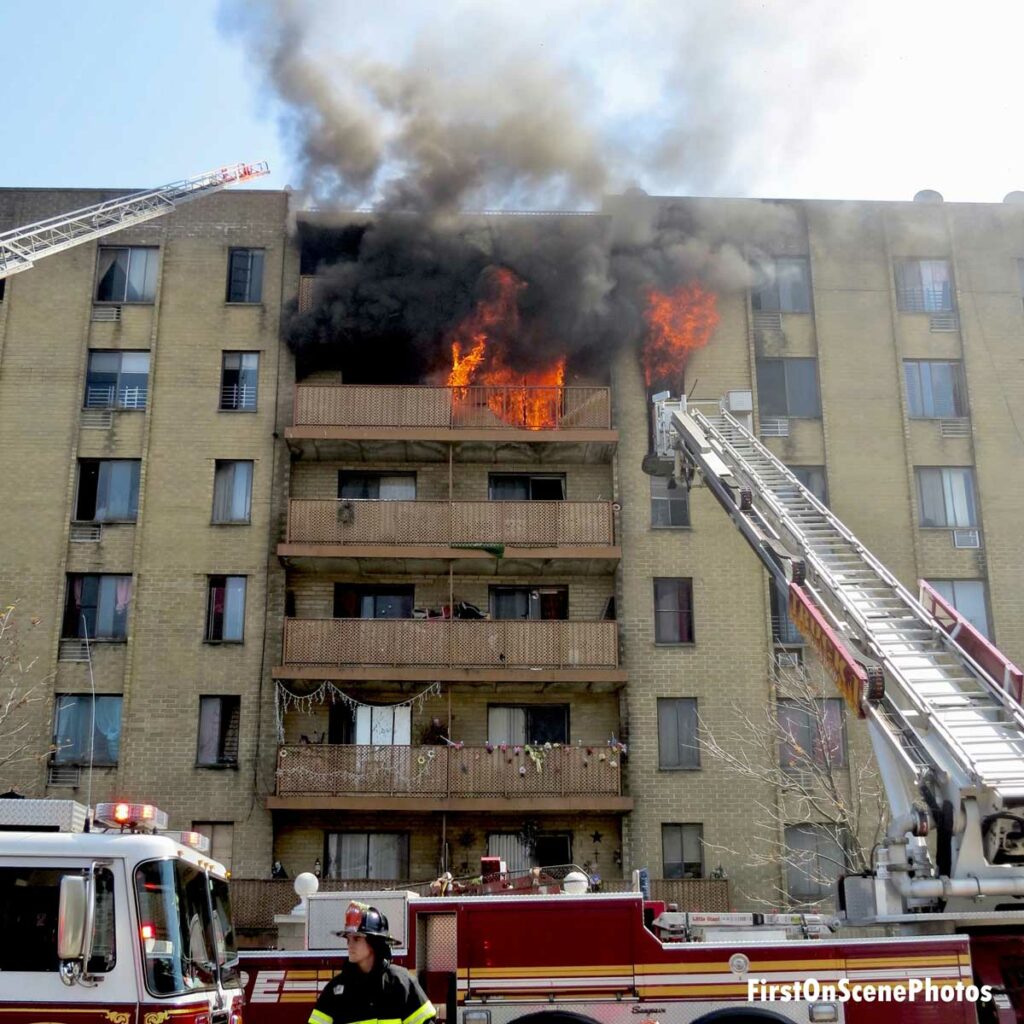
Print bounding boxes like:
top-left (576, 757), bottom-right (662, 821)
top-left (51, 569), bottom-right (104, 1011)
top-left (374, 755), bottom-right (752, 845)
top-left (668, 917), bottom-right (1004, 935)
top-left (508, 1013), bottom-right (601, 1024)
top-left (693, 1010), bottom-right (793, 1023)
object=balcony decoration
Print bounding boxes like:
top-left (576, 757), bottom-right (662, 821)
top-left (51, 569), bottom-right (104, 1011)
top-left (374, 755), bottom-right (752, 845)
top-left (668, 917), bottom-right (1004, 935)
top-left (275, 679), bottom-right (443, 740)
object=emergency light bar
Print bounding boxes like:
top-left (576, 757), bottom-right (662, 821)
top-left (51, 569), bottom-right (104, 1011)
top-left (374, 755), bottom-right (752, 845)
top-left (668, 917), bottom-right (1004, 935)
top-left (95, 801), bottom-right (168, 832)
top-left (162, 830), bottom-right (211, 853)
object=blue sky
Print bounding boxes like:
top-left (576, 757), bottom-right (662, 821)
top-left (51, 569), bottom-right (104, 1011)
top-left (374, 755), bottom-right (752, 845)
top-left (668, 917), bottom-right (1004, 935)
top-left (2, 1), bottom-right (1022, 204)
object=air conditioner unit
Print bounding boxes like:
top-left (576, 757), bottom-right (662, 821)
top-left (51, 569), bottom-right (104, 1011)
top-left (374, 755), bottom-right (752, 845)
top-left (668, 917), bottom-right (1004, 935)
top-left (952, 528), bottom-right (981, 549)
top-left (726, 390), bottom-right (753, 413)
top-left (774, 650), bottom-right (803, 670)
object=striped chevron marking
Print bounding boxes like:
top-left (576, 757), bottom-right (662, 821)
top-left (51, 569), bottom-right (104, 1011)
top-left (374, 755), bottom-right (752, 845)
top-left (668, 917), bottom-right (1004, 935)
top-left (458, 953), bottom-right (971, 1001)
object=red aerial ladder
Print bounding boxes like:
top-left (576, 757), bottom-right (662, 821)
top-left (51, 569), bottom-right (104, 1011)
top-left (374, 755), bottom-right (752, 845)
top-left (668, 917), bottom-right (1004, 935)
top-left (0, 161), bottom-right (269, 280)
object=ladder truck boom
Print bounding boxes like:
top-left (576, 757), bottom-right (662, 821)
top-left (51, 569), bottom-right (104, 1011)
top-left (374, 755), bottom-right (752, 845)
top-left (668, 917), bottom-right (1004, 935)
top-left (0, 161), bottom-right (270, 280)
top-left (653, 394), bottom-right (1024, 923)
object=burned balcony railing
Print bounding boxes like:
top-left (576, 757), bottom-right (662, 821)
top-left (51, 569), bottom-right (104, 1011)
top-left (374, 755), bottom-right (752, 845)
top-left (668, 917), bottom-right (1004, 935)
top-left (282, 618), bottom-right (619, 668)
top-left (286, 499), bottom-right (615, 547)
top-left (276, 742), bottom-right (623, 797)
top-left (292, 384), bottom-right (612, 430)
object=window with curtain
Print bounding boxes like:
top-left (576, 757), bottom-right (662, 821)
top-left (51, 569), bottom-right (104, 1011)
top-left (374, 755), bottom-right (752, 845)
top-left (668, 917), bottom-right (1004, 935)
top-left (52, 694), bottom-right (122, 765)
top-left (226, 248), bottom-right (265, 303)
top-left (325, 833), bottom-right (408, 880)
top-left (785, 824), bottom-right (847, 902)
top-left (75, 460), bottom-right (140, 522)
top-left (196, 696), bottom-right (241, 766)
top-left (220, 352), bottom-right (259, 411)
top-left (777, 699), bottom-right (845, 769)
top-left (657, 698), bottom-right (699, 768)
top-left (653, 578), bottom-right (694, 643)
top-left (662, 823), bottom-right (703, 878)
top-left (84, 351), bottom-right (150, 410)
top-left (62, 574), bottom-right (132, 639)
top-left (751, 257), bottom-right (811, 312)
top-left (904, 361), bottom-right (967, 418)
top-left (487, 705), bottom-right (569, 745)
top-left (650, 475), bottom-right (690, 527)
top-left (915, 467), bottom-right (977, 527)
top-left (206, 576), bottom-right (246, 642)
top-left (338, 472), bottom-right (416, 499)
top-left (926, 579), bottom-right (991, 638)
top-left (895, 259), bottom-right (954, 312)
top-left (212, 461), bottom-right (253, 523)
top-left (488, 586), bottom-right (568, 620)
top-left (756, 358), bottom-right (821, 417)
top-left (95, 246), bottom-right (159, 303)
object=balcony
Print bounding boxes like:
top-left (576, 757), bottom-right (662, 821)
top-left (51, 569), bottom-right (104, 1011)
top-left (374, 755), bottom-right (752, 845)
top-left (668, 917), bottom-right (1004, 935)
top-left (268, 742), bottom-right (632, 812)
top-left (279, 499), bottom-right (619, 575)
top-left (276, 618), bottom-right (624, 686)
top-left (285, 385), bottom-right (617, 463)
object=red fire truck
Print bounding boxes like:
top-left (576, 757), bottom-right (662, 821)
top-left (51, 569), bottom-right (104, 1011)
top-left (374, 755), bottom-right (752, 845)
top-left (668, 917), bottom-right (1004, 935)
top-left (0, 799), bottom-right (244, 1024)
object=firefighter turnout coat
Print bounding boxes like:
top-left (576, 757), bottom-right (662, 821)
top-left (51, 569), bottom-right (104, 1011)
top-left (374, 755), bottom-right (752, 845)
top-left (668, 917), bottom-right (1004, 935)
top-left (308, 961), bottom-right (436, 1024)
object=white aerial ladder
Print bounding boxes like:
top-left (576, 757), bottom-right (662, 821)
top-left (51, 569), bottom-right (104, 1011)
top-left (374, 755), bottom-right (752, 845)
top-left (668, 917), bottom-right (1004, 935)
top-left (653, 393), bottom-right (1024, 923)
top-left (0, 161), bottom-right (270, 280)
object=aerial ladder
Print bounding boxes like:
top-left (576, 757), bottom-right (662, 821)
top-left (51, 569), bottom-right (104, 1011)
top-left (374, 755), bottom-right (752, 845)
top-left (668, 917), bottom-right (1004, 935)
top-left (0, 161), bottom-right (270, 280)
top-left (653, 393), bottom-right (1024, 924)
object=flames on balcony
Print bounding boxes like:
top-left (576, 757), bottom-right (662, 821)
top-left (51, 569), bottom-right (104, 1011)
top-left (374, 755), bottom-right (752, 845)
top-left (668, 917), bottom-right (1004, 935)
top-left (446, 267), bottom-right (566, 430)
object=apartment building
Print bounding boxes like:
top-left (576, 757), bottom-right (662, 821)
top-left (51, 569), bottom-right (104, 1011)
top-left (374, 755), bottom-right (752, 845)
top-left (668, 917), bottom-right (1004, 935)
top-left (1, 185), bottom-right (1022, 918)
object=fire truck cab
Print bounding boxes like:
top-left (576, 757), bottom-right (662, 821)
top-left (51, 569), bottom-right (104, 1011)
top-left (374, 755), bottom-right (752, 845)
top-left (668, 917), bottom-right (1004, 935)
top-left (0, 798), bottom-right (243, 1024)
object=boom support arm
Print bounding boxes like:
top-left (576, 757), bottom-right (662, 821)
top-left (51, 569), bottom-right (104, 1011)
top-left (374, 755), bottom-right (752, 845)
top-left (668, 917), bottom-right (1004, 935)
top-left (0, 162), bottom-right (269, 280)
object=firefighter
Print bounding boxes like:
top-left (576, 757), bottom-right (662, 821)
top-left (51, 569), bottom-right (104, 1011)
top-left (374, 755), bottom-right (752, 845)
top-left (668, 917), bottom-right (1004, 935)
top-left (308, 901), bottom-right (436, 1024)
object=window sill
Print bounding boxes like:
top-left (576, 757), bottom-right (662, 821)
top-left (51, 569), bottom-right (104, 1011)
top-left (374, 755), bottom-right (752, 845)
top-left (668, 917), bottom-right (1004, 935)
top-left (195, 762), bottom-right (239, 770)
top-left (919, 525), bottom-right (977, 532)
top-left (210, 520), bottom-right (252, 526)
top-left (224, 301), bottom-right (264, 308)
top-left (657, 765), bottom-right (702, 772)
top-left (204, 639), bottom-right (244, 646)
top-left (654, 642), bottom-right (696, 648)
top-left (60, 636), bottom-right (127, 644)
top-left (73, 519), bottom-right (137, 526)
top-left (650, 524), bottom-right (692, 531)
top-left (217, 407), bottom-right (258, 414)
top-left (93, 300), bottom-right (155, 307)
top-left (53, 762), bottom-right (118, 769)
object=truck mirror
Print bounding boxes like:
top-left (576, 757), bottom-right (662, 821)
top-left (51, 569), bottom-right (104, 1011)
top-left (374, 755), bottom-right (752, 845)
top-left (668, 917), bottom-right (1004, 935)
top-left (58, 875), bottom-right (88, 961)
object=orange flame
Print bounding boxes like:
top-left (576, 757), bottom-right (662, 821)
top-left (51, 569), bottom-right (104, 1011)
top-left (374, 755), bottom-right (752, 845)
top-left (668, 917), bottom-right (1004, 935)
top-left (642, 281), bottom-right (720, 388)
top-left (446, 267), bottom-right (566, 429)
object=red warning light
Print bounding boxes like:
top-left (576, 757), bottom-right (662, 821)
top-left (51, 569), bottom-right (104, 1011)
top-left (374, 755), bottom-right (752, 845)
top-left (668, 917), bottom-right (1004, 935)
top-left (114, 803), bottom-right (131, 822)
top-left (140, 924), bottom-right (155, 940)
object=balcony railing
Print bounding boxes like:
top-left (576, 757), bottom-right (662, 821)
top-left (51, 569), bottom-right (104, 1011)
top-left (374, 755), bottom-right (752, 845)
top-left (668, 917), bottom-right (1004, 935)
top-left (286, 499), bottom-right (615, 547)
top-left (276, 743), bottom-right (623, 797)
top-left (84, 384), bottom-right (148, 410)
top-left (292, 384), bottom-right (612, 430)
top-left (221, 383), bottom-right (257, 411)
top-left (282, 618), bottom-right (619, 668)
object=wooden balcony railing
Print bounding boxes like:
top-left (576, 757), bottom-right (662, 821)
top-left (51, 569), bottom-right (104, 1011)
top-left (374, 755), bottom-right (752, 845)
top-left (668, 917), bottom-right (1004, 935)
top-left (286, 499), bottom-right (615, 547)
top-left (292, 384), bottom-right (612, 430)
top-left (276, 743), bottom-right (623, 797)
top-left (282, 618), bottom-right (619, 668)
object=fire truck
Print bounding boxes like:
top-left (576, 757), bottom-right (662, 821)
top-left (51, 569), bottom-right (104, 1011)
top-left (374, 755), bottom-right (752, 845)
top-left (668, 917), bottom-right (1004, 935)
top-left (0, 798), bottom-right (244, 1024)
top-left (234, 393), bottom-right (1024, 1024)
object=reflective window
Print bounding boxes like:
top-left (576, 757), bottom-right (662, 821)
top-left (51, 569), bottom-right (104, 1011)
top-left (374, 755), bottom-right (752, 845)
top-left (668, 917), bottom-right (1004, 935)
top-left (96, 247), bottom-right (159, 303)
top-left (756, 358), bottom-right (821, 417)
top-left (916, 467), bottom-right (977, 527)
top-left (662, 823), bottom-right (703, 879)
top-left (226, 248), bottom-right (264, 303)
top-left (53, 694), bottom-right (123, 765)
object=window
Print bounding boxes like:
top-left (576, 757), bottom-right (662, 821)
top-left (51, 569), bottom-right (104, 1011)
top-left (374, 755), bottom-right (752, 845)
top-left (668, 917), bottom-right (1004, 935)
top-left (916, 467), bottom-right (977, 528)
top-left (662, 823), bottom-right (703, 879)
top-left (334, 584), bottom-right (414, 619)
top-left (654, 578), bottom-right (694, 643)
top-left (650, 476), bottom-right (690, 527)
top-left (785, 824), bottom-right (847, 903)
top-left (752, 257), bottom-right (811, 312)
top-left (770, 583), bottom-right (803, 645)
top-left (489, 586), bottom-right (568, 620)
top-left (52, 694), bottom-right (123, 765)
top-left (487, 832), bottom-right (572, 870)
top-left (777, 699), bottom-right (845, 769)
top-left (226, 248), bottom-right (264, 303)
top-left (197, 696), bottom-right (241, 767)
top-left (339, 472), bottom-right (416, 499)
top-left (488, 705), bottom-right (569, 745)
top-left (787, 465), bottom-right (828, 506)
top-left (62, 574), bottom-right (132, 639)
top-left (75, 460), bottom-right (140, 522)
top-left (212, 460), bottom-right (253, 523)
top-left (220, 352), bottom-right (258, 411)
top-left (95, 246), bottom-right (159, 303)
top-left (756, 358), bottom-right (821, 417)
top-left (895, 259), bottom-right (954, 312)
top-left (0, 866), bottom-right (115, 973)
top-left (904, 361), bottom-right (967, 418)
top-left (192, 822), bottom-right (235, 872)
top-left (488, 474), bottom-right (566, 500)
top-left (84, 350), bottom-right (150, 409)
top-left (927, 579), bottom-right (990, 638)
top-left (330, 703), bottom-right (412, 744)
top-left (657, 698), bottom-right (699, 769)
top-left (325, 832), bottom-right (409, 880)
top-left (206, 576), bottom-right (246, 642)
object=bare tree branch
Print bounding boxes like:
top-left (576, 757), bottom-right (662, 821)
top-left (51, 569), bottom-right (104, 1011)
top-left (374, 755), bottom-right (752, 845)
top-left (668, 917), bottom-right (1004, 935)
top-left (0, 603), bottom-right (51, 778)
